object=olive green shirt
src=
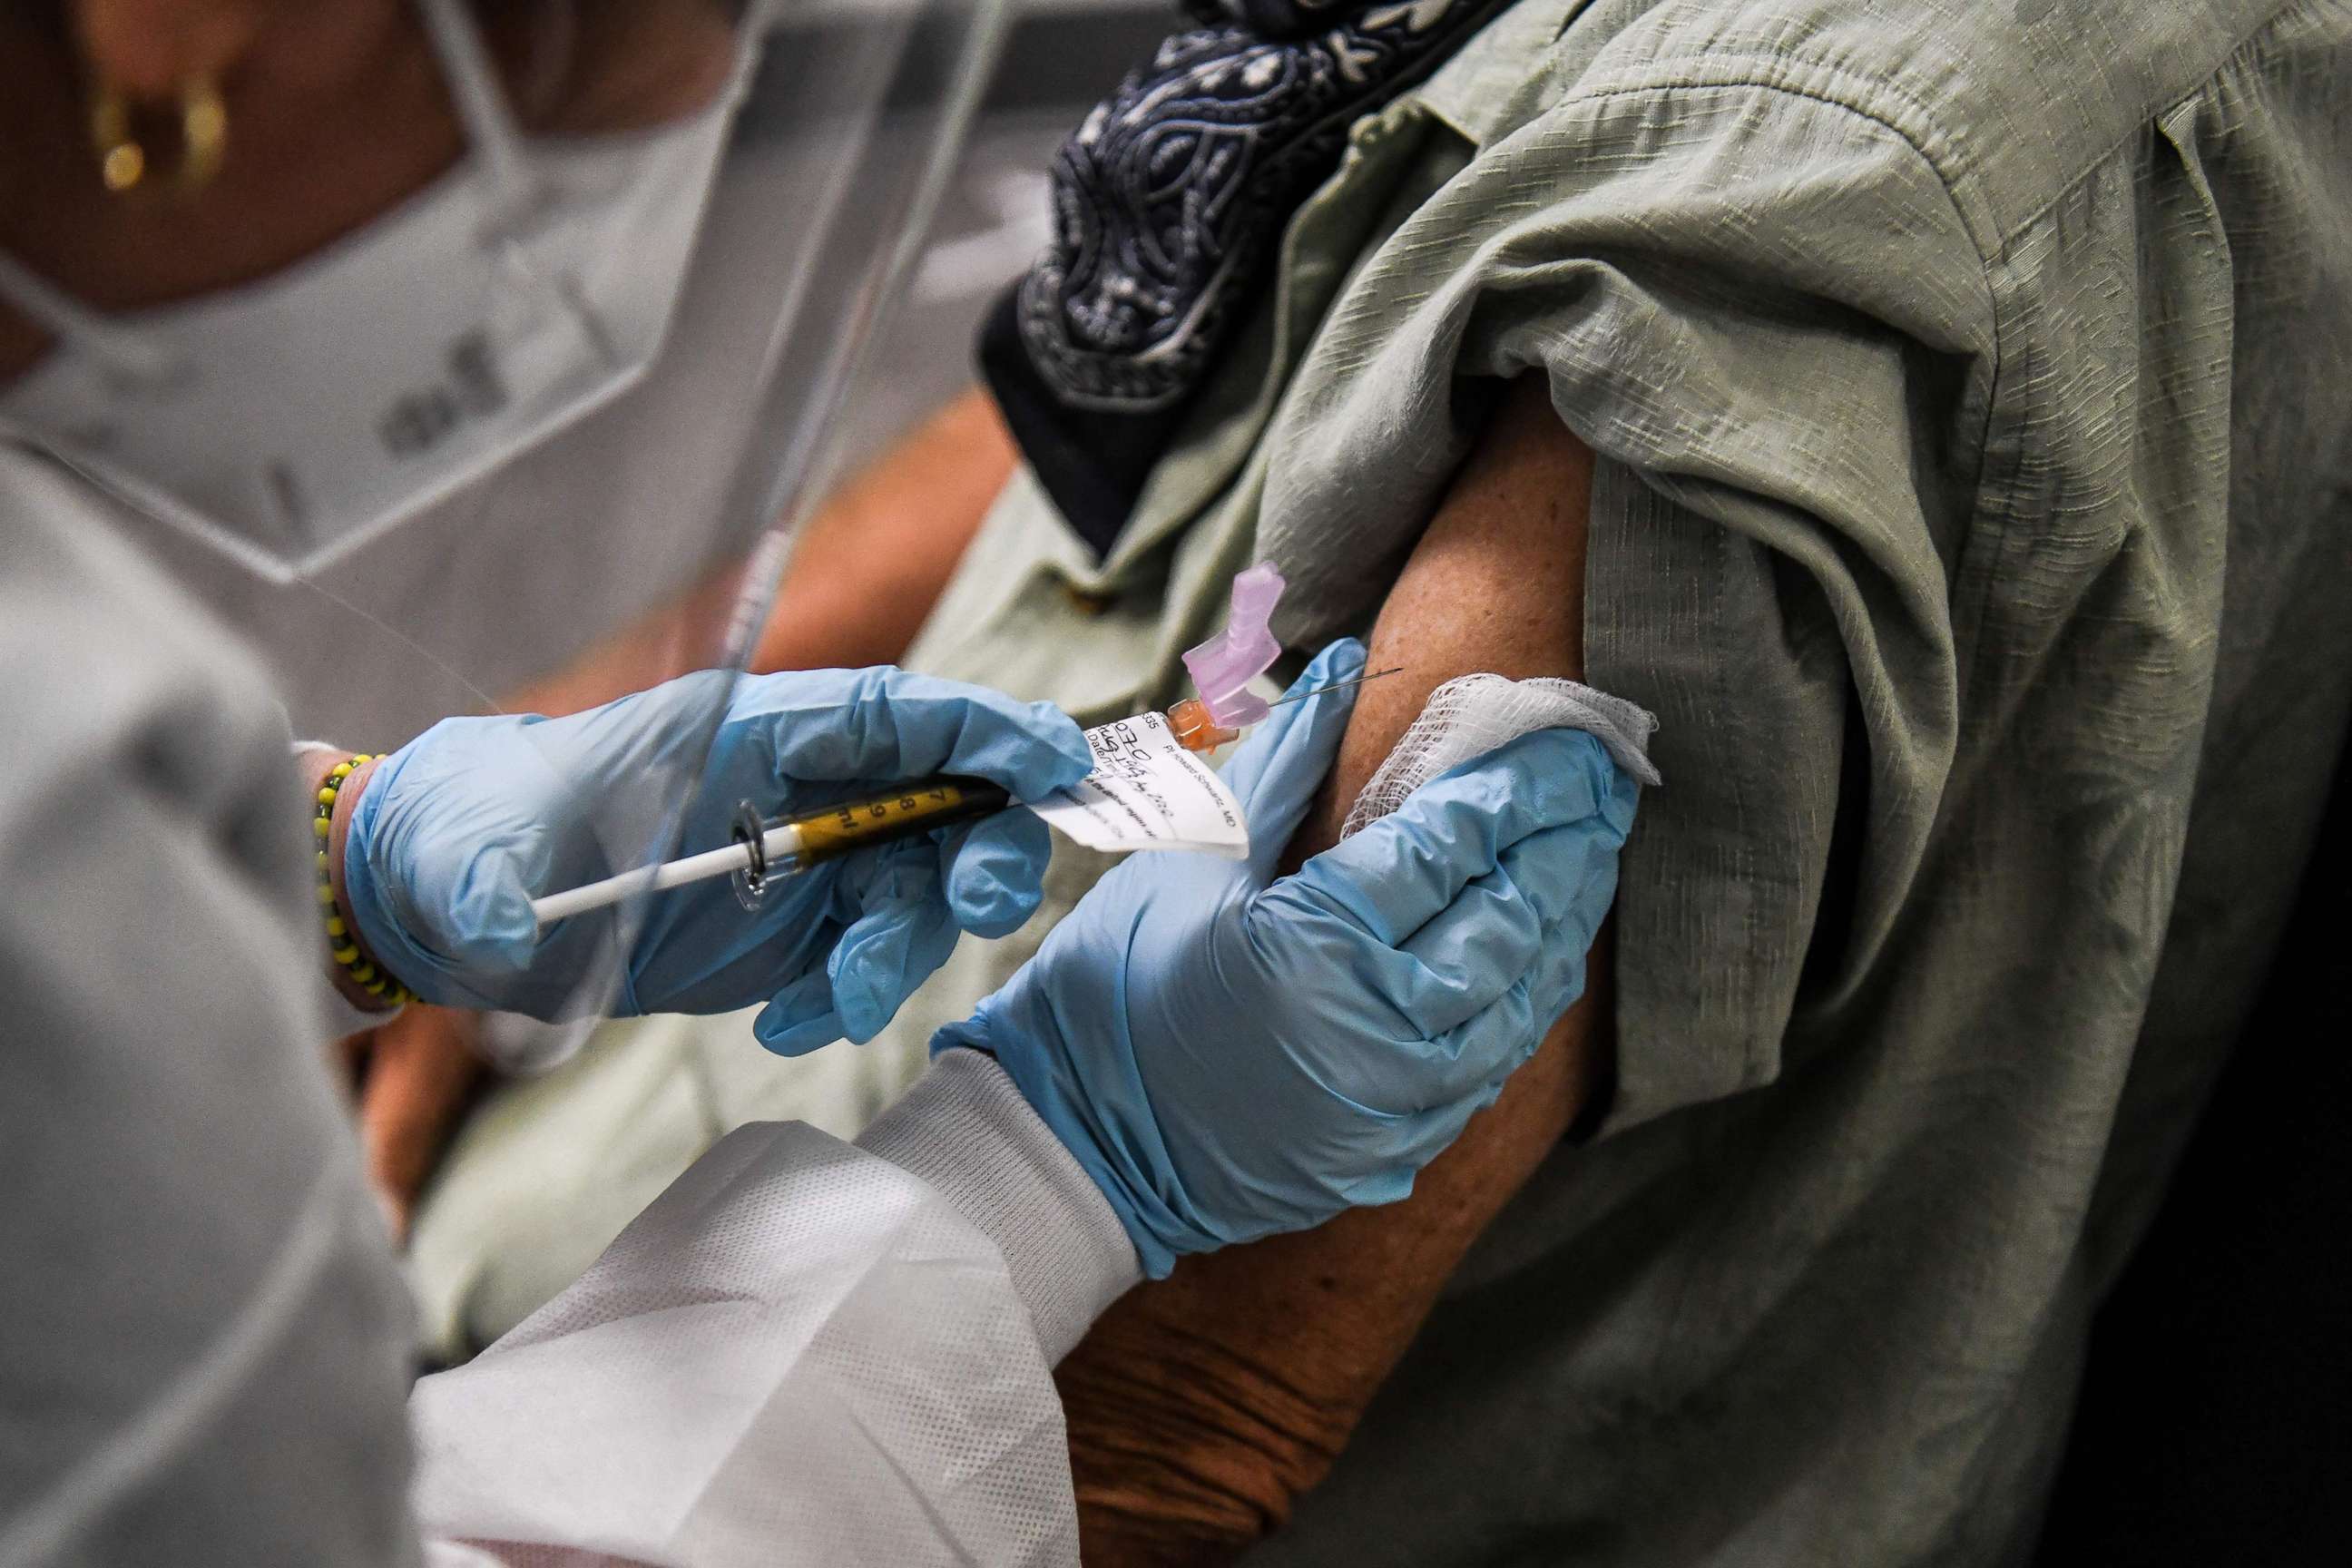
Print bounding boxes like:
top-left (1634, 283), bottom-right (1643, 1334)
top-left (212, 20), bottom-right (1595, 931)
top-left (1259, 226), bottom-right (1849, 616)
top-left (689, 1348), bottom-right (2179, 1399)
top-left (899, 0), bottom-right (2352, 1559)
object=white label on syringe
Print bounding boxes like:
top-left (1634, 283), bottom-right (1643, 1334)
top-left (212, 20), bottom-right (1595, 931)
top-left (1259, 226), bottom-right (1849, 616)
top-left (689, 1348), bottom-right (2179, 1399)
top-left (1029, 711), bottom-right (1250, 858)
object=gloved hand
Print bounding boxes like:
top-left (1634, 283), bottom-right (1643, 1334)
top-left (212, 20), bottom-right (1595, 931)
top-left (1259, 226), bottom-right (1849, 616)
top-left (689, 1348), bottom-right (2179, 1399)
top-left (935, 641), bottom-right (1640, 1276)
top-left (342, 667), bottom-right (1093, 1045)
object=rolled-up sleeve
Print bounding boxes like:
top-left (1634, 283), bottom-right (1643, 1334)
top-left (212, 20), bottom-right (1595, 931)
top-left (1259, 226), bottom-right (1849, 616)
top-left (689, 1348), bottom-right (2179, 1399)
top-left (1266, 72), bottom-right (1997, 1129)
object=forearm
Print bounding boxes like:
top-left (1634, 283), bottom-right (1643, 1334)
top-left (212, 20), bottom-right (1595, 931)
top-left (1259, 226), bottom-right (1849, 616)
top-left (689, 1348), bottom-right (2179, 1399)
top-left (502, 566), bottom-right (753, 718)
top-left (1057, 991), bottom-right (1605, 1558)
top-left (505, 387), bottom-right (1015, 715)
top-left (1056, 377), bottom-right (1612, 1561)
top-left (752, 386), bottom-right (1014, 672)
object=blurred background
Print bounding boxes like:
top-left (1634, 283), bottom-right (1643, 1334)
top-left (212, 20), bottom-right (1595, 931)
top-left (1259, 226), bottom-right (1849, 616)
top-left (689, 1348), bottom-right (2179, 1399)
top-left (792, 0), bottom-right (1170, 472)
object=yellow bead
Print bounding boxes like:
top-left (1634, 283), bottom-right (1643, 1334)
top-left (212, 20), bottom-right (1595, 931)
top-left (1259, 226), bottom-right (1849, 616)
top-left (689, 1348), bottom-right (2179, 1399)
top-left (312, 817), bottom-right (331, 838)
top-left (352, 964), bottom-right (376, 984)
top-left (317, 787), bottom-right (338, 806)
top-left (101, 143), bottom-right (144, 193)
top-left (316, 850), bottom-right (329, 869)
top-left (332, 943), bottom-right (359, 964)
top-left (329, 762), bottom-right (352, 779)
top-left (324, 917), bottom-right (345, 938)
top-left (317, 883), bottom-right (336, 905)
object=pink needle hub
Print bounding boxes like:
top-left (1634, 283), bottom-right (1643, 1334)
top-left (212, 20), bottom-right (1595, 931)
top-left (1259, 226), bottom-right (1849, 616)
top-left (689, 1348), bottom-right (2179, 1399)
top-left (1181, 561), bottom-right (1287, 729)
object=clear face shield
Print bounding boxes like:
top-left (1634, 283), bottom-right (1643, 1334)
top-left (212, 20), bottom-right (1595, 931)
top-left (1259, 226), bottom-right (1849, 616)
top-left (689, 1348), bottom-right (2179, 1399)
top-left (0, 0), bottom-right (1010, 1018)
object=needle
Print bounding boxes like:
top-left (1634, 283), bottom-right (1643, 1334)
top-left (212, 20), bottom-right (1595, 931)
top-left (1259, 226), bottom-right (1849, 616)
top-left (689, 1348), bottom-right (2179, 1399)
top-left (1264, 665), bottom-right (1406, 709)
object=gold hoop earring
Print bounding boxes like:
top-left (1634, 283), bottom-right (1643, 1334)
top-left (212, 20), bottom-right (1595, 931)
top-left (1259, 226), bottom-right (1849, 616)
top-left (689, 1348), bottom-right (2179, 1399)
top-left (90, 75), bottom-right (227, 196)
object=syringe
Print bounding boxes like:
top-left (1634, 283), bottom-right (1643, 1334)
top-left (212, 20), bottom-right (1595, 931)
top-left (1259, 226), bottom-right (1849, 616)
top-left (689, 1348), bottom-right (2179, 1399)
top-left (526, 668), bottom-right (1401, 929)
top-left (529, 778), bottom-right (1009, 929)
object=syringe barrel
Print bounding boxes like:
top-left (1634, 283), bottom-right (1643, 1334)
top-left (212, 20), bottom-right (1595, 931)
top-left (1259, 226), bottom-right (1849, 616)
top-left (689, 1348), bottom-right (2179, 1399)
top-left (780, 777), bottom-right (1013, 865)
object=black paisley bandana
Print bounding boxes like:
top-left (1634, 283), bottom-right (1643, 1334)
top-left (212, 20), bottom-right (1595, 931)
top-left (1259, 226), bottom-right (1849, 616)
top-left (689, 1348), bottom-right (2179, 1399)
top-left (979, 0), bottom-right (1512, 556)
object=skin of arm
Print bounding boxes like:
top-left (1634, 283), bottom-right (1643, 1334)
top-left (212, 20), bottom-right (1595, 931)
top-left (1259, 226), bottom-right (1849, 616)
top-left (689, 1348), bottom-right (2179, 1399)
top-left (500, 386), bottom-right (1016, 716)
top-left (748, 386), bottom-right (1016, 674)
top-left (1054, 375), bottom-right (1613, 1563)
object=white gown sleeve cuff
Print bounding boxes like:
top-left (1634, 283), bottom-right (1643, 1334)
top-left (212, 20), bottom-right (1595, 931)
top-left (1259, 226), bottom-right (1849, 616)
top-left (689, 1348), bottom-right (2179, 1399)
top-left (857, 1049), bottom-right (1141, 1363)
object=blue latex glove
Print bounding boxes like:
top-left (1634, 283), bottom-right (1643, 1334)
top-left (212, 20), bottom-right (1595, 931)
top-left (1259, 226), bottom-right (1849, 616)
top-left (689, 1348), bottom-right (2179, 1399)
top-left (343, 667), bottom-right (1093, 1044)
top-left (935, 641), bottom-right (1641, 1276)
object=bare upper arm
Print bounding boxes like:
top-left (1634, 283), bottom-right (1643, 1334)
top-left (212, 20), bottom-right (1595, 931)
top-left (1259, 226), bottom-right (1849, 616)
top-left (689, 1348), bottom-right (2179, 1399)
top-left (1054, 376), bottom-right (1613, 1563)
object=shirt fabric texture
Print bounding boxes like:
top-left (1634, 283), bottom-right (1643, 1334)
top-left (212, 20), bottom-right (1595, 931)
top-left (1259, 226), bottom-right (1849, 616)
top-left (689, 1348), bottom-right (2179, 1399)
top-left (887, 0), bottom-right (2352, 1561)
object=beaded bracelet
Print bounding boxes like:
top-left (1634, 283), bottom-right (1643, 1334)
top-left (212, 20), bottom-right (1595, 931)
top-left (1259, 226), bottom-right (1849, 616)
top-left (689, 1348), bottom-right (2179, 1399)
top-left (315, 754), bottom-right (416, 1008)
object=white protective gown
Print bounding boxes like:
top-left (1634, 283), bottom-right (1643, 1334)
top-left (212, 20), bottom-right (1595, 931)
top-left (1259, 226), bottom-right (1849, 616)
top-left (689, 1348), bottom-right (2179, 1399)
top-left (0, 445), bottom-right (1137, 1566)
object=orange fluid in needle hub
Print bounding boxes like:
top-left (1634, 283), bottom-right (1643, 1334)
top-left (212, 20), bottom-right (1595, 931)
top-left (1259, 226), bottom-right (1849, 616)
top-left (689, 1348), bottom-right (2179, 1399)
top-left (1166, 697), bottom-right (1240, 753)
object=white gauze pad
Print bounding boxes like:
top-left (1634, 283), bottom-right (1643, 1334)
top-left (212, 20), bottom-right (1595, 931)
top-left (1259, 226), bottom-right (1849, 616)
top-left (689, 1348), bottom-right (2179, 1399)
top-left (1342, 673), bottom-right (1661, 838)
